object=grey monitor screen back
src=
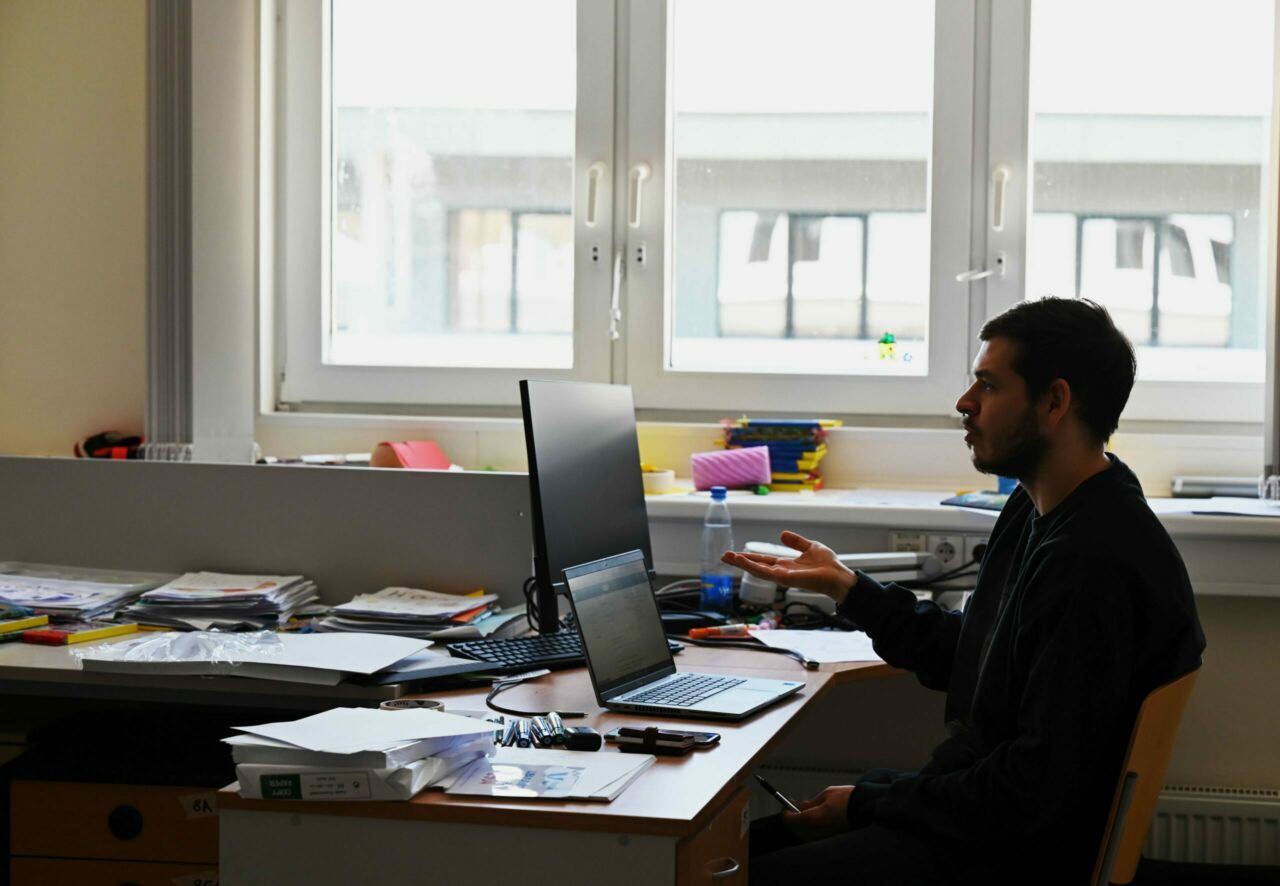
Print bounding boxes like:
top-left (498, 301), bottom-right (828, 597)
top-left (0, 457), bottom-right (532, 607)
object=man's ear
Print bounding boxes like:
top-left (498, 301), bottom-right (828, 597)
top-left (1042, 378), bottom-right (1073, 428)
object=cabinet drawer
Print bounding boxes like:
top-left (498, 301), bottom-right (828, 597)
top-left (677, 787), bottom-right (750, 885)
top-left (11, 857), bottom-right (217, 886)
top-left (11, 781), bottom-right (218, 863)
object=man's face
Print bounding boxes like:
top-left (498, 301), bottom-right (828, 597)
top-left (955, 337), bottom-right (1049, 480)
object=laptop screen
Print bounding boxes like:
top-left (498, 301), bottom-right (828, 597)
top-left (563, 550), bottom-right (675, 696)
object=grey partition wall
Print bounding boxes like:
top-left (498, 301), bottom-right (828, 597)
top-left (0, 457), bottom-right (532, 607)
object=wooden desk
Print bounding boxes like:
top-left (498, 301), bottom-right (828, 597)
top-left (217, 653), bottom-right (893, 886)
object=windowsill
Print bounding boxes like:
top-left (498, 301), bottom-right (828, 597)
top-left (645, 486), bottom-right (1280, 541)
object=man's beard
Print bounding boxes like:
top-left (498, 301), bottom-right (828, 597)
top-left (970, 408), bottom-right (1049, 481)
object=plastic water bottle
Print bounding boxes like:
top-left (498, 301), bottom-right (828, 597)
top-left (700, 486), bottom-right (735, 611)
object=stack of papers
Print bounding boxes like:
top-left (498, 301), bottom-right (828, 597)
top-left (748, 628), bottom-right (884, 664)
top-left (445, 747), bottom-right (654, 802)
top-left (228, 707), bottom-right (499, 801)
top-left (121, 572), bottom-right (320, 631)
top-left (0, 562), bottom-right (172, 621)
top-left (73, 630), bottom-right (429, 685)
top-left (315, 587), bottom-right (514, 640)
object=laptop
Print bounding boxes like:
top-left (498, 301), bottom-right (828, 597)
top-left (563, 550), bottom-right (804, 721)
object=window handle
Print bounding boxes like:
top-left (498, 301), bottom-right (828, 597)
top-left (991, 165), bottom-right (1011, 232)
top-left (956, 252), bottom-right (1006, 283)
top-left (585, 162), bottom-right (607, 228)
top-left (628, 162), bottom-right (652, 228)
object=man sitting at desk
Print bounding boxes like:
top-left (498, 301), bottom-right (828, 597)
top-left (725, 297), bottom-right (1205, 886)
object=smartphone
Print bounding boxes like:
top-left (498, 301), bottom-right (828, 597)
top-left (603, 727), bottom-right (721, 748)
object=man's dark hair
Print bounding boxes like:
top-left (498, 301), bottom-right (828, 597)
top-left (980, 297), bottom-right (1136, 443)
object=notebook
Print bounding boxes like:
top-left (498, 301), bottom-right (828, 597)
top-left (563, 550), bottom-right (803, 721)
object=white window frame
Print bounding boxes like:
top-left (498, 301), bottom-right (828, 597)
top-left (983, 0), bottom-right (1273, 424)
top-left (621, 0), bottom-right (978, 415)
top-left (266, 0), bottom-right (1277, 426)
top-left (274, 0), bottom-right (616, 408)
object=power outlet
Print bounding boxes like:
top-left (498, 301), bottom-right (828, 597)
top-left (927, 534), bottom-right (965, 569)
top-left (888, 531), bottom-right (928, 553)
top-left (964, 535), bottom-right (990, 566)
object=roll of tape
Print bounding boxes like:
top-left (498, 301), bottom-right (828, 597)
top-left (642, 469), bottom-right (676, 494)
top-left (379, 698), bottom-right (443, 712)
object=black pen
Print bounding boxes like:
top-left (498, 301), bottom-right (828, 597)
top-left (754, 774), bottom-right (801, 813)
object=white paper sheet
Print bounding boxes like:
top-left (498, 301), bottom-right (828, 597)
top-left (234, 707), bottom-right (498, 754)
top-left (749, 628), bottom-right (884, 664)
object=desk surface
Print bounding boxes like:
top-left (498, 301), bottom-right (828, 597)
top-left (218, 650), bottom-right (893, 838)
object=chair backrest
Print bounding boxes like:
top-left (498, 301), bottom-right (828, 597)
top-left (1092, 667), bottom-right (1200, 886)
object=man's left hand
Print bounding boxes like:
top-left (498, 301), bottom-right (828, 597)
top-left (783, 785), bottom-right (854, 842)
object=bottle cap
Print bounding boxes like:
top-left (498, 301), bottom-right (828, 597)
top-left (710, 486), bottom-right (727, 501)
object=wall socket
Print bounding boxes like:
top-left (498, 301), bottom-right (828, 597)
top-left (927, 534), bottom-right (965, 569)
top-left (890, 530), bottom-right (990, 569)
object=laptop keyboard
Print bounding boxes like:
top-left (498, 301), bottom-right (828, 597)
top-left (447, 633), bottom-right (684, 671)
top-left (623, 673), bottom-right (746, 707)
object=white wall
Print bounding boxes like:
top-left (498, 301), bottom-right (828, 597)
top-left (0, 0), bottom-right (147, 455)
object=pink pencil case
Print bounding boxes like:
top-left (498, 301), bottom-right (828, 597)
top-left (690, 446), bottom-right (771, 491)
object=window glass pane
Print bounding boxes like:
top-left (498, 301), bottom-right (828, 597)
top-left (1027, 0), bottom-right (1274, 383)
top-left (669, 0), bottom-right (935, 376)
top-left (329, 0), bottom-right (575, 370)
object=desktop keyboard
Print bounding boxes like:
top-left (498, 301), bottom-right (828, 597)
top-left (446, 633), bottom-right (683, 672)
top-left (622, 673), bottom-right (745, 707)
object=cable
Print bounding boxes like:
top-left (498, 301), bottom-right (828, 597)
top-left (669, 634), bottom-right (820, 670)
top-left (484, 669), bottom-right (586, 719)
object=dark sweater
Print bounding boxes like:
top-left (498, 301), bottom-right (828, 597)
top-left (838, 455), bottom-right (1204, 885)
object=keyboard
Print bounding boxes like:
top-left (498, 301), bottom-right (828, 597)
top-left (447, 633), bottom-right (683, 671)
top-left (622, 673), bottom-right (745, 707)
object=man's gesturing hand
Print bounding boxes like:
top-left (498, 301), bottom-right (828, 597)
top-left (783, 785), bottom-right (855, 842)
top-left (721, 531), bottom-right (858, 604)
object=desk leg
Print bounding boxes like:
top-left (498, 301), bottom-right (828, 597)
top-left (676, 787), bottom-right (749, 885)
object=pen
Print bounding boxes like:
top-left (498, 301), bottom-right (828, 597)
top-left (515, 718), bottom-right (533, 748)
top-left (754, 774), bottom-right (801, 813)
top-left (689, 624), bottom-right (750, 639)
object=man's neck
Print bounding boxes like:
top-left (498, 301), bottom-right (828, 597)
top-left (1021, 448), bottom-right (1112, 516)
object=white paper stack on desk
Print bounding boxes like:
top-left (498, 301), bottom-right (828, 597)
top-left (227, 707), bottom-right (499, 801)
top-left (0, 562), bottom-right (172, 621)
top-left (314, 586), bottom-right (517, 640)
top-left (120, 571), bottom-right (319, 630)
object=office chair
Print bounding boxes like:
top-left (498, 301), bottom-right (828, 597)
top-left (1091, 667), bottom-right (1201, 886)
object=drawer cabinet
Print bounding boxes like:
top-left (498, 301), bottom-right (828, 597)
top-left (10, 781), bottom-right (218, 885)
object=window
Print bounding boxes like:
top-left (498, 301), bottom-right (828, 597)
top-left (273, 0), bottom-right (1278, 421)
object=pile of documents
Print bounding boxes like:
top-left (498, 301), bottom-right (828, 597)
top-left (315, 586), bottom-right (520, 640)
top-left (227, 707), bottom-right (499, 801)
top-left (120, 571), bottom-right (320, 631)
top-left (73, 630), bottom-right (429, 686)
top-left (0, 562), bottom-right (171, 621)
top-left (722, 418), bottom-right (842, 492)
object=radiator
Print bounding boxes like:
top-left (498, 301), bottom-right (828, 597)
top-left (756, 769), bottom-right (1280, 866)
top-left (1145, 785), bottom-right (1280, 866)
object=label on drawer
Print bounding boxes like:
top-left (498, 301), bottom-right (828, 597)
top-left (179, 791), bottom-right (218, 819)
top-left (172, 871), bottom-right (219, 886)
top-left (260, 772), bottom-right (373, 800)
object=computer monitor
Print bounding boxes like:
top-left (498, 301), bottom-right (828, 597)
top-left (520, 379), bottom-right (655, 633)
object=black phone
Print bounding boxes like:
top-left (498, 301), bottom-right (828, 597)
top-left (604, 727), bottom-right (721, 748)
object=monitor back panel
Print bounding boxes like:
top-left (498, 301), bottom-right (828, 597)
top-left (0, 457), bottom-right (532, 607)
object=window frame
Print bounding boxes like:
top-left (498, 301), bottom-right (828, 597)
top-left (985, 0), bottom-right (1271, 423)
top-left (266, 0), bottom-right (1278, 427)
top-left (274, 0), bottom-right (616, 408)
